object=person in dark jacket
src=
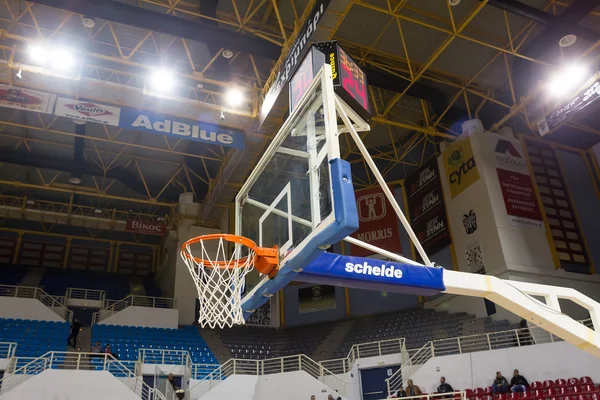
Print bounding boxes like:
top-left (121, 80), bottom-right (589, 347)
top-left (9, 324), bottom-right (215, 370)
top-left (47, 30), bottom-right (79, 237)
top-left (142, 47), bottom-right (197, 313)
top-left (438, 377), bottom-right (454, 398)
top-left (492, 372), bottom-right (509, 394)
top-left (68, 318), bottom-right (81, 347)
top-left (510, 369), bottom-right (529, 393)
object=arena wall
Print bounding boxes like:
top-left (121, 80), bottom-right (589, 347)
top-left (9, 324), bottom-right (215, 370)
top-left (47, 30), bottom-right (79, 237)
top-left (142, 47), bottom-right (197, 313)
top-left (0, 297), bottom-right (64, 322)
top-left (411, 341), bottom-right (600, 393)
top-left (97, 306), bottom-right (179, 329)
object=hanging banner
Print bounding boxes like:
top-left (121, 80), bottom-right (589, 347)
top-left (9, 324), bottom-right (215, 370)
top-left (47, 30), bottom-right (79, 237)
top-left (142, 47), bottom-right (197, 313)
top-left (119, 108), bottom-right (245, 149)
top-left (55, 98), bottom-right (121, 126)
top-left (125, 220), bottom-right (166, 236)
top-left (0, 84), bottom-right (56, 114)
top-left (537, 78), bottom-right (600, 136)
top-left (257, 0), bottom-right (332, 128)
top-left (405, 157), bottom-right (451, 256)
top-left (442, 137), bottom-right (480, 199)
top-left (350, 186), bottom-right (402, 257)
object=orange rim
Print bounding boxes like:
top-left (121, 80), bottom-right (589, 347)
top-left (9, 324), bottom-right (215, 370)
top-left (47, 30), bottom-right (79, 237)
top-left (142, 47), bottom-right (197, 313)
top-left (181, 234), bottom-right (259, 269)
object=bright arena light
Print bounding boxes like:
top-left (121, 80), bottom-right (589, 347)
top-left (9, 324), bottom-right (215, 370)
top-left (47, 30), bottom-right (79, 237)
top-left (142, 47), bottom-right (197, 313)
top-left (226, 87), bottom-right (245, 107)
top-left (149, 68), bottom-right (177, 94)
top-left (51, 47), bottom-right (75, 71)
top-left (28, 44), bottom-right (48, 64)
top-left (547, 64), bottom-right (589, 98)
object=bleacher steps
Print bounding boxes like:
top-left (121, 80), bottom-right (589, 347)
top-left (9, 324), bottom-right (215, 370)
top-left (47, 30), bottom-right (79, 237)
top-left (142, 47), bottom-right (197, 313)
top-left (197, 328), bottom-right (232, 364)
top-left (313, 320), bottom-right (355, 361)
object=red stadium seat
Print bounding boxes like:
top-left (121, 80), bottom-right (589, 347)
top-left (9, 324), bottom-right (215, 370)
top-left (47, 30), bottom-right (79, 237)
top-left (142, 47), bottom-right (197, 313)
top-left (496, 394), bottom-right (507, 400)
top-left (465, 389), bottom-right (474, 399)
top-left (581, 378), bottom-right (594, 386)
top-left (531, 382), bottom-right (543, 391)
top-left (485, 387), bottom-right (493, 395)
top-left (531, 389), bottom-right (544, 399)
top-left (576, 395), bottom-right (591, 400)
top-left (474, 388), bottom-right (486, 396)
top-left (508, 392), bottom-right (521, 400)
top-left (556, 379), bottom-right (568, 388)
top-left (570, 379), bottom-right (582, 387)
top-left (545, 381), bottom-right (556, 389)
top-left (591, 394), bottom-right (600, 400)
top-left (581, 385), bottom-right (597, 394)
top-left (547, 388), bottom-right (557, 397)
top-left (556, 387), bottom-right (570, 396)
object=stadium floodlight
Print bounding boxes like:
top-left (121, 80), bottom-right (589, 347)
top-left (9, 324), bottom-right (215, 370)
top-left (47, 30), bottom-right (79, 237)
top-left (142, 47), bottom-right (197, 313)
top-left (225, 87), bottom-right (244, 107)
top-left (51, 47), bottom-right (76, 71)
top-left (28, 44), bottom-right (48, 64)
top-left (547, 64), bottom-right (589, 98)
top-left (148, 68), bottom-right (177, 94)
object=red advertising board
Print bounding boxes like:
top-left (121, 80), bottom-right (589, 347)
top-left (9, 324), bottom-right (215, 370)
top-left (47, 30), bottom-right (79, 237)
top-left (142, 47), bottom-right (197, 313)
top-left (350, 186), bottom-right (402, 257)
top-left (496, 168), bottom-right (542, 227)
top-left (125, 220), bottom-right (166, 236)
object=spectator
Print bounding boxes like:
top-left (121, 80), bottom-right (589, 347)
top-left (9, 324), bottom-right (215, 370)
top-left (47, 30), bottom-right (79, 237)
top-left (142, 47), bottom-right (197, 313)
top-left (328, 395), bottom-right (335, 400)
top-left (167, 374), bottom-right (178, 391)
top-left (438, 377), bottom-right (454, 397)
top-left (391, 387), bottom-right (407, 398)
top-left (68, 318), bottom-right (81, 347)
top-left (311, 396), bottom-right (315, 400)
top-left (90, 341), bottom-right (102, 358)
top-left (104, 344), bottom-right (119, 360)
top-left (492, 372), bottom-right (509, 394)
top-left (406, 380), bottom-right (422, 397)
top-left (510, 369), bottom-right (529, 393)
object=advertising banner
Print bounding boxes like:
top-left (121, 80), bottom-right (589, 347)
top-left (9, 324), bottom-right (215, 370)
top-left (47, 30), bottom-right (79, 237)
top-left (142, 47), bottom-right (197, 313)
top-left (492, 137), bottom-right (543, 228)
top-left (350, 186), bottom-right (402, 257)
top-left (441, 137), bottom-right (480, 199)
top-left (119, 108), bottom-right (245, 149)
top-left (257, 0), bottom-right (332, 128)
top-left (55, 98), bottom-right (121, 126)
top-left (0, 84), bottom-right (56, 114)
top-left (125, 220), bottom-right (166, 236)
top-left (405, 157), bottom-right (451, 256)
top-left (537, 78), bottom-right (600, 136)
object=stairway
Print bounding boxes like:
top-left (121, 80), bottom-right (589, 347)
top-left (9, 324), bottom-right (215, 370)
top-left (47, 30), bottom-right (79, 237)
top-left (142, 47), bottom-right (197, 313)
top-left (197, 328), bottom-right (232, 364)
top-left (313, 320), bottom-right (355, 361)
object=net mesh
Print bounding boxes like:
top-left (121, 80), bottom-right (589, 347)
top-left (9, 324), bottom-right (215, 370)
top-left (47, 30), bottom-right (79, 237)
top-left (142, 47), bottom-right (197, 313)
top-left (180, 236), bottom-right (256, 329)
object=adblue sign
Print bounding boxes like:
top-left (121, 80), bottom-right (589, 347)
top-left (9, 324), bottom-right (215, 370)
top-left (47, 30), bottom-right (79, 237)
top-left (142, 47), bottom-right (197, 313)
top-left (119, 108), bottom-right (245, 149)
top-left (125, 220), bottom-right (166, 236)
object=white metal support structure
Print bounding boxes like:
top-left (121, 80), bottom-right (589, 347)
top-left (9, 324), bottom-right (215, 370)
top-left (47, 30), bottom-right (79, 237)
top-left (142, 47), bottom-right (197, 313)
top-left (333, 92), bottom-right (600, 358)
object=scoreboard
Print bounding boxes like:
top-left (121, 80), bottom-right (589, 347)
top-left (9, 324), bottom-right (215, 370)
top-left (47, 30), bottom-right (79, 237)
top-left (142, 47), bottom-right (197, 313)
top-left (289, 41), bottom-right (371, 122)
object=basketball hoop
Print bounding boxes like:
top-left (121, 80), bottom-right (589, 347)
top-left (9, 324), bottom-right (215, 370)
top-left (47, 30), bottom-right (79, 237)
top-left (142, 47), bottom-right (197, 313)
top-left (180, 234), bottom-right (278, 328)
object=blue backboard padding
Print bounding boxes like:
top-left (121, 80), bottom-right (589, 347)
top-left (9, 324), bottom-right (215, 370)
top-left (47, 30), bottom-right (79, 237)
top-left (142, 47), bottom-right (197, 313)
top-left (298, 252), bottom-right (446, 296)
top-left (242, 158), bottom-right (359, 315)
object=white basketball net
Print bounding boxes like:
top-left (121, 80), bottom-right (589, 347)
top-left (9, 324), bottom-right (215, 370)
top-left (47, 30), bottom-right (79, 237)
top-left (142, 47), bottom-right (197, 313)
top-left (180, 236), bottom-right (256, 329)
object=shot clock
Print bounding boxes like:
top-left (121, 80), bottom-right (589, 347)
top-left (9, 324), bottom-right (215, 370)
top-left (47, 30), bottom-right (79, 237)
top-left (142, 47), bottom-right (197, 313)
top-left (289, 41), bottom-right (371, 122)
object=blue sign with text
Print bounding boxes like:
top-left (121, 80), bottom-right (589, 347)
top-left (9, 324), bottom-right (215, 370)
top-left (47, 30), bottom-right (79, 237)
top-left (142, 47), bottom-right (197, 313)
top-left (119, 108), bottom-right (245, 149)
top-left (299, 252), bottom-right (445, 296)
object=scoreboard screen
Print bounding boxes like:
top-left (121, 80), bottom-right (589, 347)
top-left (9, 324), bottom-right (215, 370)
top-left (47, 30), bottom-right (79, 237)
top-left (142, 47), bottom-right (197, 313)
top-left (289, 41), bottom-right (371, 122)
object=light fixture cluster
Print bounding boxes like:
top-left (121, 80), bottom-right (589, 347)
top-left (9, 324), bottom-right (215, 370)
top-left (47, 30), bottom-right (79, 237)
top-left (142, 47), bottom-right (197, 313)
top-left (147, 67), bottom-right (245, 108)
top-left (546, 64), bottom-right (590, 99)
top-left (27, 43), bottom-right (77, 72)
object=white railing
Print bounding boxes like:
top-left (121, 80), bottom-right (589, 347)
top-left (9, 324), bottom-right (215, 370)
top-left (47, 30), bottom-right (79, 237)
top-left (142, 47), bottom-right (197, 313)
top-left (51, 296), bottom-right (65, 305)
top-left (139, 349), bottom-right (189, 365)
top-left (384, 390), bottom-right (467, 400)
top-left (0, 342), bottom-right (17, 359)
top-left (189, 354), bottom-right (347, 399)
top-left (320, 337), bottom-right (405, 374)
top-left (386, 340), bottom-right (434, 396)
top-left (0, 285), bottom-right (72, 322)
top-left (0, 351), bottom-right (164, 399)
top-left (192, 363), bottom-right (221, 379)
top-left (65, 287), bottom-right (105, 303)
top-left (103, 299), bottom-right (119, 309)
top-left (92, 295), bottom-right (176, 324)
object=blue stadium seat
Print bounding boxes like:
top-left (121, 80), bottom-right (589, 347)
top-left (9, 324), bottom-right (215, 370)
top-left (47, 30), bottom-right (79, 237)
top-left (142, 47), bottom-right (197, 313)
top-left (91, 324), bottom-right (218, 365)
top-left (0, 318), bottom-right (70, 358)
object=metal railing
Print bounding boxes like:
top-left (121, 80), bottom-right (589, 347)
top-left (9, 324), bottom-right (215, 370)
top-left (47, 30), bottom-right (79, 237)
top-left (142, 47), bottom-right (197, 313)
top-left (0, 285), bottom-right (72, 322)
top-left (65, 288), bottom-right (105, 303)
top-left (92, 295), bottom-right (176, 324)
top-left (0, 351), bottom-right (165, 399)
top-left (51, 296), bottom-right (65, 305)
top-left (384, 390), bottom-right (467, 400)
top-left (320, 337), bottom-right (405, 374)
top-left (192, 363), bottom-right (221, 379)
top-left (138, 349), bottom-right (189, 365)
top-left (385, 318), bottom-right (594, 397)
top-left (0, 342), bottom-right (17, 359)
top-left (189, 354), bottom-right (347, 399)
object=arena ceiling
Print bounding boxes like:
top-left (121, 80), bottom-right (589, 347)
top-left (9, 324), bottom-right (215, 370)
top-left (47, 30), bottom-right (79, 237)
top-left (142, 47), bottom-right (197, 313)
top-left (0, 0), bottom-right (598, 235)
